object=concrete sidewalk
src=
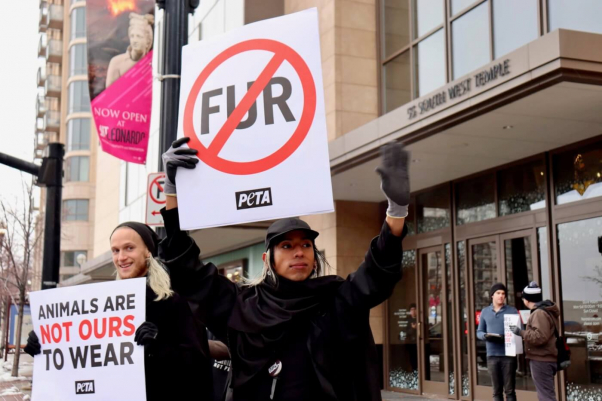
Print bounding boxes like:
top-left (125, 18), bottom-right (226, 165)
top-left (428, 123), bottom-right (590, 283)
top-left (382, 390), bottom-right (448, 400)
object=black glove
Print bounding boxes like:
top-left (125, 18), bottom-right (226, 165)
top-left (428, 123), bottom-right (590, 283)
top-left (134, 322), bottom-right (159, 347)
top-left (509, 325), bottom-right (522, 336)
top-left (24, 330), bottom-right (41, 356)
top-left (161, 137), bottom-right (199, 195)
top-left (376, 143), bottom-right (410, 218)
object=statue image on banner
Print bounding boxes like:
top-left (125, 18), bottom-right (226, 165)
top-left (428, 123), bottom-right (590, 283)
top-left (87, 0), bottom-right (155, 164)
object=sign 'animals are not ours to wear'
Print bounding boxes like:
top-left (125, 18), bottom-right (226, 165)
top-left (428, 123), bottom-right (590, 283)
top-left (175, 8), bottom-right (334, 230)
top-left (29, 278), bottom-right (147, 401)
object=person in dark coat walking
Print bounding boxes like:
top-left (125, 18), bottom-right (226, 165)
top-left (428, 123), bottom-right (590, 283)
top-left (158, 138), bottom-right (410, 401)
top-left (25, 221), bottom-right (213, 401)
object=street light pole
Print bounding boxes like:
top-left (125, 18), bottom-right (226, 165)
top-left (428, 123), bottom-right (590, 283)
top-left (156, 0), bottom-right (199, 237)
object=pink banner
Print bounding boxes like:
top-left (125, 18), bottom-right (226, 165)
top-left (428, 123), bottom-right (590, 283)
top-left (87, 0), bottom-right (155, 164)
top-left (92, 51), bottom-right (153, 164)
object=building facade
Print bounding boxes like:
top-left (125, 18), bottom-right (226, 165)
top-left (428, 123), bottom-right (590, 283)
top-left (37, 0), bottom-right (602, 400)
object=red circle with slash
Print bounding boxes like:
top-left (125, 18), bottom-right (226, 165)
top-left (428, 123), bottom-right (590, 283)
top-left (149, 174), bottom-right (166, 205)
top-left (183, 39), bottom-right (316, 175)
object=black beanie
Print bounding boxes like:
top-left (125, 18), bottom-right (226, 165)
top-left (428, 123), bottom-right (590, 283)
top-left (522, 281), bottom-right (543, 303)
top-left (111, 222), bottom-right (159, 257)
top-left (490, 283), bottom-right (507, 297)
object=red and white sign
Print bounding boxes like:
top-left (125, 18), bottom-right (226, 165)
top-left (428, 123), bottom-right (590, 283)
top-left (175, 8), bottom-right (333, 230)
top-left (146, 172), bottom-right (166, 226)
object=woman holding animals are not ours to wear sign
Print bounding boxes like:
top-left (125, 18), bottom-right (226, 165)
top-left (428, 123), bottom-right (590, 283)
top-left (25, 222), bottom-right (213, 400)
top-left (158, 137), bottom-right (410, 400)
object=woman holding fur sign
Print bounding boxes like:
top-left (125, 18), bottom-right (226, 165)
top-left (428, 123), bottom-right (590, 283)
top-left (159, 138), bottom-right (409, 400)
top-left (25, 222), bottom-right (213, 400)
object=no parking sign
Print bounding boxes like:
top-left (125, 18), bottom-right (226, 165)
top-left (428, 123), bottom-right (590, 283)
top-left (176, 8), bottom-right (333, 230)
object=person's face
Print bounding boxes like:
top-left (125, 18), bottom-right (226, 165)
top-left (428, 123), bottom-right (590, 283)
top-left (129, 28), bottom-right (147, 52)
top-left (409, 307), bottom-right (416, 318)
top-left (264, 230), bottom-right (316, 282)
top-left (492, 289), bottom-right (506, 306)
top-left (110, 227), bottom-right (150, 280)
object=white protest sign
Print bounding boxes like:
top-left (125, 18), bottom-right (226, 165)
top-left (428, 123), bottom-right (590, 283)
top-left (519, 309), bottom-right (531, 324)
top-left (30, 278), bottom-right (146, 400)
top-left (146, 172), bottom-right (166, 226)
top-left (176, 8), bottom-right (334, 230)
top-left (504, 314), bottom-right (523, 356)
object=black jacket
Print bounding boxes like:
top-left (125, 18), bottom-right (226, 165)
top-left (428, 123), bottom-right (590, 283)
top-left (144, 285), bottom-right (213, 400)
top-left (159, 208), bottom-right (406, 401)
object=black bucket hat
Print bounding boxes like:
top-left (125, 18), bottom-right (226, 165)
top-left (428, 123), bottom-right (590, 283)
top-left (265, 218), bottom-right (319, 250)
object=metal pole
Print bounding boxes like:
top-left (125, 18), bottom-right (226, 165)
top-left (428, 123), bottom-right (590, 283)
top-left (40, 143), bottom-right (64, 289)
top-left (0, 153), bottom-right (40, 177)
top-left (156, 0), bottom-right (199, 237)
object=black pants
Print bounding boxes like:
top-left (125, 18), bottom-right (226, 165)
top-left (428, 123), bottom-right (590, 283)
top-left (530, 360), bottom-right (557, 401)
top-left (487, 356), bottom-right (517, 401)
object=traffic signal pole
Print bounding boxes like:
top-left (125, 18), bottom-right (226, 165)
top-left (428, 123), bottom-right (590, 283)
top-left (0, 143), bottom-right (64, 290)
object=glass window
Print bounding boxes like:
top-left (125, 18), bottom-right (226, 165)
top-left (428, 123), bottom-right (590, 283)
top-left (383, 51), bottom-right (411, 113)
top-left (62, 199), bottom-right (89, 221)
top-left (388, 250), bottom-right (419, 390)
top-left (452, 2), bottom-right (490, 79)
top-left (61, 250), bottom-right (87, 268)
top-left (548, 0), bottom-right (602, 35)
top-left (70, 43), bottom-right (88, 76)
top-left (451, 0), bottom-right (477, 16)
top-left (457, 241), bottom-right (470, 396)
top-left (416, 185), bottom-right (450, 233)
top-left (456, 173), bottom-right (496, 225)
top-left (445, 244), bottom-right (455, 395)
top-left (69, 81), bottom-right (91, 113)
top-left (70, 7), bottom-right (86, 40)
top-left (65, 156), bottom-right (89, 182)
top-left (414, 29), bottom-right (446, 97)
top-left (383, 0), bottom-right (411, 59)
top-left (558, 216), bottom-right (602, 399)
top-left (406, 198), bottom-right (416, 236)
top-left (414, 0), bottom-right (443, 39)
top-left (67, 119), bottom-right (90, 151)
top-left (493, 0), bottom-right (538, 58)
top-left (497, 158), bottom-right (546, 216)
top-left (538, 227), bottom-right (551, 301)
top-left (553, 141), bottom-right (602, 205)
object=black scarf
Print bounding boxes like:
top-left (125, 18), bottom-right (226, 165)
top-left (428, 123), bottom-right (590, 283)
top-left (227, 275), bottom-right (345, 388)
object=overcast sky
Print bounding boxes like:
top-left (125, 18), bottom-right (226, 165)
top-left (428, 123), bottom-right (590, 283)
top-left (0, 1), bottom-right (42, 208)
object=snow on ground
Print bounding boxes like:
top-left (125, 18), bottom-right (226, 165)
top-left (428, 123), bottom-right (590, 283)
top-left (0, 354), bottom-right (32, 382)
top-left (0, 386), bottom-right (21, 395)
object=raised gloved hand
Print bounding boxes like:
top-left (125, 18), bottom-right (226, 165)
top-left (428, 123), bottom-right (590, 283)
top-left (134, 321), bottom-right (159, 347)
top-left (24, 330), bottom-right (41, 356)
top-left (376, 143), bottom-right (410, 218)
top-left (161, 137), bottom-right (199, 196)
top-left (509, 325), bottom-right (522, 336)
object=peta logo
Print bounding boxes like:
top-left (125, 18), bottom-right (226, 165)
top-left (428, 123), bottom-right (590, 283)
top-left (235, 188), bottom-right (273, 210)
top-left (75, 380), bottom-right (95, 394)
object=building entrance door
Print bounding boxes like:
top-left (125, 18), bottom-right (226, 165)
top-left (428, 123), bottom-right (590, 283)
top-left (467, 230), bottom-right (539, 401)
top-left (418, 246), bottom-right (449, 396)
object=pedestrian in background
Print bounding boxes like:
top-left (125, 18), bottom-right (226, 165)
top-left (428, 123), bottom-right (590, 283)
top-left (158, 138), bottom-right (410, 401)
top-left (510, 282), bottom-right (558, 401)
top-left (477, 283), bottom-right (520, 401)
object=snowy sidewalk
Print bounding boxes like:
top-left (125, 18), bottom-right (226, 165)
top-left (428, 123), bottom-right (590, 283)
top-left (0, 353), bottom-right (32, 401)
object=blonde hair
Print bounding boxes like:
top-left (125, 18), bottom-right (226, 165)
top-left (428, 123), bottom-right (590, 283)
top-left (244, 247), bottom-right (331, 287)
top-left (115, 257), bottom-right (173, 301)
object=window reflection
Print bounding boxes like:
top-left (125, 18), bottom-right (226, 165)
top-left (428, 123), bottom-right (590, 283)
top-left (445, 244), bottom-right (455, 395)
top-left (548, 0), bottom-right (602, 35)
top-left (456, 174), bottom-right (496, 225)
top-left (451, 0), bottom-right (477, 16)
top-left (493, 0), bottom-right (538, 58)
top-left (457, 241), bottom-right (470, 396)
top-left (558, 217), bottom-right (602, 400)
top-left (389, 250), bottom-right (419, 390)
top-left (383, 51), bottom-right (412, 113)
top-left (383, 0), bottom-right (410, 59)
top-left (415, 29), bottom-right (446, 97)
top-left (413, 0), bottom-right (443, 39)
top-left (497, 158), bottom-right (546, 216)
top-left (416, 185), bottom-right (450, 234)
top-left (452, 2), bottom-right (490, 79)
top-left (553, 141), bottom-right (602, 205)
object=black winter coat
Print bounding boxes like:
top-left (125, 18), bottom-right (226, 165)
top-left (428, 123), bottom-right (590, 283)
top-left (159, 208), bottom-right (406, 401)
top-left (144, 285), bottom-right (213, 400)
